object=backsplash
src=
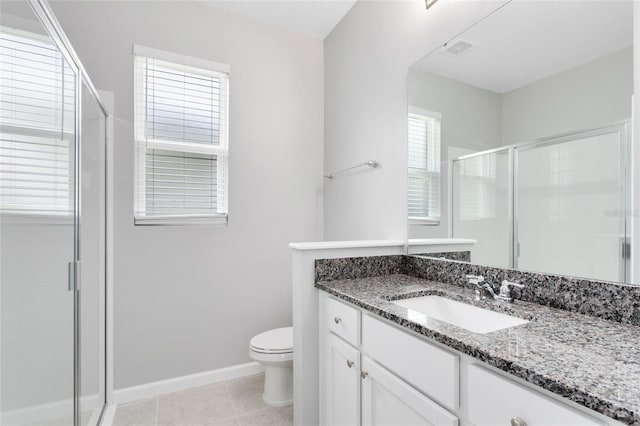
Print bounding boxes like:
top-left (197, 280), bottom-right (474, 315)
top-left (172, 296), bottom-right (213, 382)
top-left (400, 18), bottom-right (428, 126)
top-left (315, 255), bottom-right (404, 282)
top-left (315, 255), bottom-right (640, 326)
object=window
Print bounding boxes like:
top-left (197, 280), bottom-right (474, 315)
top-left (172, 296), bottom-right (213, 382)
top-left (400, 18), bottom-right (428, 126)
top-left (133, 45), bottom-right (229, 225)
top-left (408, 107), bottom-right (441, 224)
top-left (0, 27), bottom-right (75, 217)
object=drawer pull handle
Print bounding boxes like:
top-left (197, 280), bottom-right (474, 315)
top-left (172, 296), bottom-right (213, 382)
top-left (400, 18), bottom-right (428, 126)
top-left (346, 360), bottom-right (354, 368)
top-left (360, 371), bottom-right (368, 379)
top-left (334, 317), bottom-right (342, 324)
top-left (510, 417), bottom-right (527, 426)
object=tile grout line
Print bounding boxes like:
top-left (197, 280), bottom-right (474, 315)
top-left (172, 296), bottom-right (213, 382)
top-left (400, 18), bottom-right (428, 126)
top-left (223, 379), bottom-right (240, 424)
top-left (154, 396), bottom-right (159, 426)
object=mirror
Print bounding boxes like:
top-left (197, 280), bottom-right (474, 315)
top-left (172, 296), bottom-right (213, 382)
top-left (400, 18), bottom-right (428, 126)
top-left (407, 0), bottom-right (635, 284)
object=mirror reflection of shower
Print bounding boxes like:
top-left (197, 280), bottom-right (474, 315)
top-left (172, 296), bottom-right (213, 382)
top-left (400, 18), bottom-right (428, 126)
top-left (451, 124), bottom-right (630, 283)
top-left (406, 0), bottom-right (634, 284)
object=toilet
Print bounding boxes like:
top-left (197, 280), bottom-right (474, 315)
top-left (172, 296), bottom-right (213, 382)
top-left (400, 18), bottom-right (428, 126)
top-left (249, 326), bottom-right (293, 407)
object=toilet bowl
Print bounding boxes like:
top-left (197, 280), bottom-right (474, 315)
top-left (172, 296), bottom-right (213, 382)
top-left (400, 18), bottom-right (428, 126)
top-left (249, 326), bottom-right (293, 407)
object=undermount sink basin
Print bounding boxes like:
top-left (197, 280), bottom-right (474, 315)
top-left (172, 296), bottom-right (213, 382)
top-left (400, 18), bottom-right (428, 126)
top-left (392, 295), bottom-right (529, 334)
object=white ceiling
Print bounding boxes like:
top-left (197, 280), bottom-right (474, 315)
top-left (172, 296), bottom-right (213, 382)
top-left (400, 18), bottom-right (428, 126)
top-left (413, 0), bottom-right (634, 94)
top-left (200, 0), bottom-right (357, 40)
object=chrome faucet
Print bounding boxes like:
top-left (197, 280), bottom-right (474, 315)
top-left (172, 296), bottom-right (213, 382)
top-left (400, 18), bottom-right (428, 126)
top-left (495, 280), bottom-right (525, 303)
top-left (466, 275), bottom-right (496, 301)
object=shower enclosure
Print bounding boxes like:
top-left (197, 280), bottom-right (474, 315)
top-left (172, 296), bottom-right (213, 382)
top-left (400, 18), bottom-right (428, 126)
top-left (0, 0), bottom-right (108, 425)
top-left (451, 123), bottom-right (630, 283)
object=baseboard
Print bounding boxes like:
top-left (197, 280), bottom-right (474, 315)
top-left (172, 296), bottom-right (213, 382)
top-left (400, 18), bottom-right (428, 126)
top-left (113, 361), bottom-right (265, 405)
top-left (99, 404), bottom-right (117, 426)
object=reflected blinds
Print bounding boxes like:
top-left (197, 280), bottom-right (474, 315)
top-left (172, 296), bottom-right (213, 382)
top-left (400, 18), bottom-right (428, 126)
top-left (408, 111), bottom-right (441, 222)
top-left (0, 28), bottom-right (75, 216)
top-left (457, 154), bottom-right (497, 220)
top-left (134, 48), bottom-right (229, 224)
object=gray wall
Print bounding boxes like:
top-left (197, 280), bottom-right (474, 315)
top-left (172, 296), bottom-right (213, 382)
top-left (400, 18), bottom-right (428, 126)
top-left (51, 1), bottom-right (324, 389)
top-left (323, 0), bottom-right (508, 241)
top-left (502, 47), bottom-right (633, 144)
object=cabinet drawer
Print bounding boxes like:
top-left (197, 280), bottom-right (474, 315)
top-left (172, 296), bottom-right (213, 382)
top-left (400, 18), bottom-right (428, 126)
top-left (362, 314), bottom-right (459, 411)
top-left (325, 296), bottom-right (361, 346)
top-left (468, 364), bottom-right (604, 426)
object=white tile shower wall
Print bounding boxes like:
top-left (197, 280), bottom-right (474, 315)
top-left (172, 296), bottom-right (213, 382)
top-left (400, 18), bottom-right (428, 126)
top-left (323, 0), bottom-right (509, 241)
top-left (50, 1), bottom-right (324, 389)
top-left (0, 223), bottom-right (74, 412)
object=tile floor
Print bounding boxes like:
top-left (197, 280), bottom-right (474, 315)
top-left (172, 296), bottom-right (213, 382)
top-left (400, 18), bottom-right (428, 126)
top-left (112, 374), bottom-right (292, 426)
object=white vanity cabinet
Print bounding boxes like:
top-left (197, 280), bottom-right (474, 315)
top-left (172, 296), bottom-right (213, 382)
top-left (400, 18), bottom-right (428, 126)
top-left (319, 292), bottom-right (620, 426)
top-left (320, 293), bottom-right (459, 426)
top-left (467, 364), bottom-right (604, 426)
top-left (361, 356), bottom-right (458, 426)
top-left (324, 333), bottom-right (361, 425)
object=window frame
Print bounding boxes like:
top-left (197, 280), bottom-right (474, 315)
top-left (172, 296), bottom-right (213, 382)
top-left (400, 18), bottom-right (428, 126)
top-left (132, 45), bottom-right (230, 226)
top-left (408, 106), bottom-right (442, 226)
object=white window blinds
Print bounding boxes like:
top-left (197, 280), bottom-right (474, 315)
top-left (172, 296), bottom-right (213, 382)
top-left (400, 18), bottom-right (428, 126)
top-left (408, 109), bottom-right (441, 223)
top-left (133, 46), bottom-right (229, 225)
top-left (457, 154), bottom-right (497, 221)
top-left (0, 27), bottom-right (75, 216)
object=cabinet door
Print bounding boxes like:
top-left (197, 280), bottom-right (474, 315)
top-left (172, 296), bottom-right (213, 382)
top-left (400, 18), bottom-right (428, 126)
top-left (361, 356), bottom-right (458, 426)
top-left (468, 364), bottom-right (604, 426)
top-left (324, 333), bottom-right (361, 426)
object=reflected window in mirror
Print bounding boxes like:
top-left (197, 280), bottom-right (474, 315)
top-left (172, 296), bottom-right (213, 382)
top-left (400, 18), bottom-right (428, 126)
top-left (408, 107), bottom-right (441, 225)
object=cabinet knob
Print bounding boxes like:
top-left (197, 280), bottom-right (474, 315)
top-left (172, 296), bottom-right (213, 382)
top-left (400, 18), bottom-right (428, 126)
top-left (346, 360), bottom-right (354, 368)
top-left (510, 417), bottom-right (527, 426)
top-left (334, 317), bottom-right (342, 324)
top-left (361, 371), bottom-right (369, 379)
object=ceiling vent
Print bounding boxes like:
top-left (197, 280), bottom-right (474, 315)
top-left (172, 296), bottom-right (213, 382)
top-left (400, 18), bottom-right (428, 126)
top-left (443, 39), bottom-right (477, 56)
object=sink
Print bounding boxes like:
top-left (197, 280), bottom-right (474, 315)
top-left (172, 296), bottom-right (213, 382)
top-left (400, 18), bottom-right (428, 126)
top-left (392, 295), bottom-right (529, 334)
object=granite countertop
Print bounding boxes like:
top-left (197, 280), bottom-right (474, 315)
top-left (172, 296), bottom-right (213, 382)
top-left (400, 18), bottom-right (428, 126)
top-left (316, 274), bottom-right (640, 425)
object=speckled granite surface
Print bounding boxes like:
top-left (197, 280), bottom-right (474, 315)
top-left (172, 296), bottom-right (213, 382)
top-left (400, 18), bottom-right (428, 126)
top-left (406, 256), bottom-right (640, 326)
top-left (315, 255), bottom-right (640, 326)
top-left (316, 275), bottom-right (640, 425)
top-left (315, 255), bottom-right (404, 282)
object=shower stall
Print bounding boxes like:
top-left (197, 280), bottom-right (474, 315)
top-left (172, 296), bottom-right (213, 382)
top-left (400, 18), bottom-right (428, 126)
top-left (451, 123), bottom-right (630, 283)
top-left (0, 0), bottom-right (108, 425)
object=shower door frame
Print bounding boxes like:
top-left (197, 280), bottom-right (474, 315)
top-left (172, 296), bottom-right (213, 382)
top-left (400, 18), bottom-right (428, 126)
top-left (26, 1), bottom-right (111, 425)
top-left (450, 121), bottom-right (631, 283)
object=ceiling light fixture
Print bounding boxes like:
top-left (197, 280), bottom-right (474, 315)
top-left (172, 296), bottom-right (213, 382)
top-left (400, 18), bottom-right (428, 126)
top-left (425, 0), bottom-right (438, 10)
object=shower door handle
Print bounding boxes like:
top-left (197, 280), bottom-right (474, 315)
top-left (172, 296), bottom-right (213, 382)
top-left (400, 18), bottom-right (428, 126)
top-left (68, 261), bottom-right (81, 291)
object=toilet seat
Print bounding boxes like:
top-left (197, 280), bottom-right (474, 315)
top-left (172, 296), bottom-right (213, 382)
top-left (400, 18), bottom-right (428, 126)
top-left (248, 326), bottom-right (294, 407)
top-left (250, 327), bottom-right (293, 354)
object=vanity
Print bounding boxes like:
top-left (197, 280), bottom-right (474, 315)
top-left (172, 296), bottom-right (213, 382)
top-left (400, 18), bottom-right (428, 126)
top-left (315, 263), bottom-right (638, 426)
top-left (290, 1), bottom-right (640, 425)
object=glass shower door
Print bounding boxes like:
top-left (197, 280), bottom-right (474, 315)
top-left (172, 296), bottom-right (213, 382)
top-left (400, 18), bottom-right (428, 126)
top-left (452, 149), bottom-right (511, 268)
top-left (515, 126), bottom-right (628, 282)
top-left (0, 1), bottom-right (77, 423)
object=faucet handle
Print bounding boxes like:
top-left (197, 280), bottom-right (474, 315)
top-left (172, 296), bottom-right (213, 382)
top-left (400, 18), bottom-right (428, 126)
top-left (495, 280), bottom-right (524, 303)
top-left (501, 280), bottom-right (524, 291)
top-left (466, 274), bottom-right (484, 285)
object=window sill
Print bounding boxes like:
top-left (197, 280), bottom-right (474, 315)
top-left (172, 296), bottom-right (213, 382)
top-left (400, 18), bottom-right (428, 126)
top-left (134, 214), bottom-right (228, 226)
top-left (409, 217), bottom-right (440, 226)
